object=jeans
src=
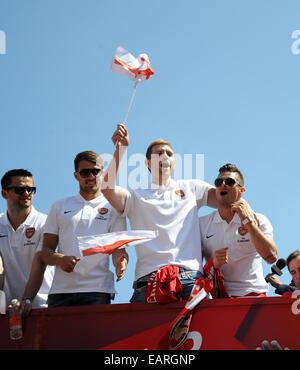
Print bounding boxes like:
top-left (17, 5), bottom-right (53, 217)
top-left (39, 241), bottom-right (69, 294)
top-left (130, 268), bottom-right (204, 303)
top-left (47, 292), bottom-right (112, 307)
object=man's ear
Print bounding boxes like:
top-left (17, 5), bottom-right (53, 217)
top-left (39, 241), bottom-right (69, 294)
top-left (240, 187), bottom-right (246, 195)
top-left (1, 189), bottom-right (8, 200)
top-left (74, 172), bottom-right (79, 182)
top-left (145, 159), bottom-right (151, 173)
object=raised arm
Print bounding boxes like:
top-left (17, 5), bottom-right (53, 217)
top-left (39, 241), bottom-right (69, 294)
top-left (231, 199), bottom-right (278, 264)
top-left (207, 187), bottom-right (218, 208)
top-left (101, 124), bottom-right (130, 214)
top-left (243, 222), bottom-right (278, 264)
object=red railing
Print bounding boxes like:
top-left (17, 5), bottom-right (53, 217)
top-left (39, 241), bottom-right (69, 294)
top-left (0, 295), bottom-right (299, 350)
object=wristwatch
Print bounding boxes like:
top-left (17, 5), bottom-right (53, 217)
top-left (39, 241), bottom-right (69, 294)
top-left (22, 298), bottom-right (32, 305)
top-left (242, 214), bottom-right (256, 225)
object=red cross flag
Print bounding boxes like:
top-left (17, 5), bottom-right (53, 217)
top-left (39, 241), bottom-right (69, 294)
top-left (74, 230), bottom-right (158, 275)
top-left (110, 46), bottom-right (154, 125)
top-left (111, 46), bottom-right (154, 81)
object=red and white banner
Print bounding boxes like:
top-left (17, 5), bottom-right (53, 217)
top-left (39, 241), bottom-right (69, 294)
top-left (111, 46), bottom-right (154, 81)
top-left (166, 278), bottom-right (213, 349)
top-left (159, 259), bottom-right (229, 350)
top-left (74, 230), bottom-right (157, 274)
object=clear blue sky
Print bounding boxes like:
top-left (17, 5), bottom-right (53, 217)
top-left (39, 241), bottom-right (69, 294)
top-left (0, 0), bottom-right (299, 303)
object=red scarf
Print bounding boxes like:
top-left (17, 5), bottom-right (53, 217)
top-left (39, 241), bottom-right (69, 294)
top-left (151, 259), bottom-right (229, 349)
top-left (146, 265), bottom-right (182, 303)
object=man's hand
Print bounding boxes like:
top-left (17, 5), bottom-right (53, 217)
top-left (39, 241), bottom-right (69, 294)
top-left (59, 256), bottom-right (81, 273)
top-left (256, 340), bottom-right (289, 350)
top-left (265, 273), bottom-right (282, 288)
top-left (18, 299), bottom-right (32, 317)
top-left (213, 248), bottom-right (229, 269)
top-left (115, 253), bottom-right (128, 282)
top-left (112, 124), bottom-right (130, 147)
top-left (231, 198), bottom-right (260, 228)
top-left (8, 299), bottom-right (32, 318)
top-left (231, 198), bottom-right (253, 221)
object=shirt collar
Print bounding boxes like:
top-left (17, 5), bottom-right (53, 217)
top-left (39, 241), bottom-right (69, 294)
top-left (213, 210), bottom-right (241, 224)
top-left (23, 205), bottom-right (37, 225)
top-left (75, 193), bottom-right (103, 204)
top-left (149, 178), bottom-right (175, 190)
top-left (0, 206), bottom-right (37, 228)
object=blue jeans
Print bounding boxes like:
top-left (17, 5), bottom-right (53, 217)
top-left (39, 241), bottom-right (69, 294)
top-left (48, 292), bottom-right (112, 307)
top-left (130, 268), bottom-right (203, 303)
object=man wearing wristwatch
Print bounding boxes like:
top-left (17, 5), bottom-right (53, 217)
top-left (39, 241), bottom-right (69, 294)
top-left (199, 163), bottom-right (278, 297)
top-left (0, 169), bottom-right (53, 316)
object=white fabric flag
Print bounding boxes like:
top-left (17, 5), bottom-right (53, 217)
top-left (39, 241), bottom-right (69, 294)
top-left (74, 230), bottom-right (158, 275)
top-left (111, 46), bottom-right (154, 81)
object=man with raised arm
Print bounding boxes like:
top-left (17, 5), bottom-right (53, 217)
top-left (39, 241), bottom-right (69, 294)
top-left (200, 163), bottom-right (278, 297)
top-left (102, 124), bottom-right (218, 303)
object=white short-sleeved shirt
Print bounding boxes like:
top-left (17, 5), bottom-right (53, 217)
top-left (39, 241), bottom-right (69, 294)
top-left (122, 179), bottom-right (213, 280)
top-left (45, 193), bottom-right (126, 295)
top-left (199, 211), bottom-right (273, 296)
top-left (0, 206), bottom-right (54, 308)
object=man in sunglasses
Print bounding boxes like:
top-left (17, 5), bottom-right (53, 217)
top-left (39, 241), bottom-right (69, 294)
top-left (102, 124), bottom-right (218, 303)
top-left (199, 163), bottom-right (278, 297)
top-left (38, 150), bottom-right (128, 307)
top-left (0, 169), bottom-right (53, 315)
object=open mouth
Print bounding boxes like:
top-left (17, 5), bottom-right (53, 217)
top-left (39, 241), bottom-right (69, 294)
top-left (220, 191), bottom-right (228, 196)
top-left (20, 197), bottom-right (32, 201)
top-left (85, 180), bottom-right (97, 186)
top-left (161, 163), bottom-right (170, 169)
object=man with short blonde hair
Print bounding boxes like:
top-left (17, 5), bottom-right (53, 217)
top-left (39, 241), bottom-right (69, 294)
top-left (102, 124), bottom-right (218, 303)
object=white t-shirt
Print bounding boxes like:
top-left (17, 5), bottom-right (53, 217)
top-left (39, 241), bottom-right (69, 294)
top-left (199, 211), bottom-right (272, 296)
top-left (0, 206), bottom-right (54, 308)
top-left (122, 179), bottom-right (213, 280)
top-left (44, 193), bottom-right (126, 295)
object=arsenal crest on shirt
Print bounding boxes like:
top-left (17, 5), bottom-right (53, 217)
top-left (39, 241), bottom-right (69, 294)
top-left (98, 208), bottom-right (108, 215)
top-left (175, 189), bottom-right (185, 198)
top-left (238, 225), bottom-right (248, 236)
top-left (25, 227), bottom-right (35, 239)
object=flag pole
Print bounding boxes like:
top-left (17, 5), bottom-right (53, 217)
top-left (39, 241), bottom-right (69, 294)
top-left (122, 79), bottom-right (140, 125)
top-left (115, 79), bottom-right (140, 148)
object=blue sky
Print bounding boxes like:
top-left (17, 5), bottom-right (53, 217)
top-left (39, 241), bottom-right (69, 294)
top-left (0, 1), bottom-right (299, 303)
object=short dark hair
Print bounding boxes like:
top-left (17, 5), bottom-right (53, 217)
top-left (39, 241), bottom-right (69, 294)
top-left (218, 163), bottom-right (244, 187)
top-left (287, 250), bottom-right (300, 271)
top-left (74, 151), bottom-right (104, 172)
top-left (1, 169), bottom-right (33, 190)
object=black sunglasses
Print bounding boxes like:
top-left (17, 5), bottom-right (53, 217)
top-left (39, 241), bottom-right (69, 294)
top-left (214, 177), bottom-right (241, 188)
top-left (77, 168), bottom-right (102, 178)
top-left (5, 186), bottom-right (36, 195)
